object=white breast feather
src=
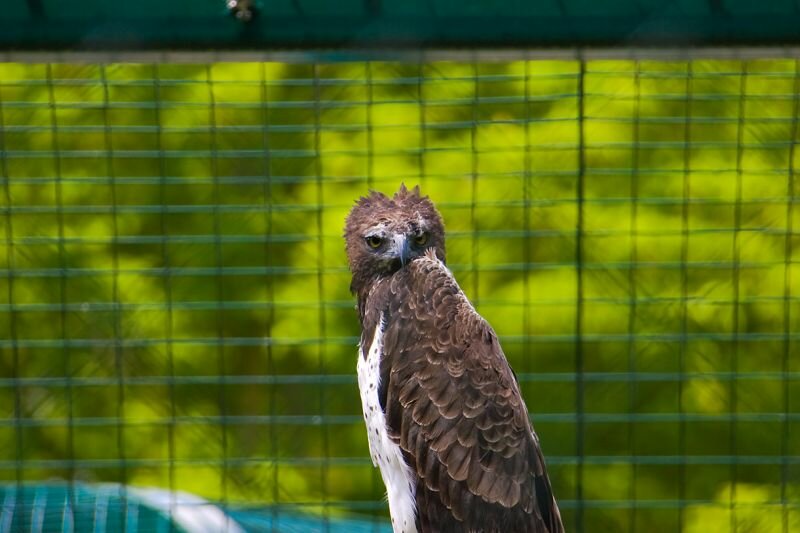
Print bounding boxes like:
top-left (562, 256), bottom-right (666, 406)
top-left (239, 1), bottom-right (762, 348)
top-left (357, 319), bottom-right (418, 533)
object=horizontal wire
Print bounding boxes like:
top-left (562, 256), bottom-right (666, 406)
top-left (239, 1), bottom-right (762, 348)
top-left (1, 114), bottom-right (795, 135)
top-left (0, 87), bottom-right (795, 105)
top-left (4, 496), bottom-right (793, 514)
top-left (1, 140), bottom-right (791, 160)
top-left (2, 294), bottom-right (798, 314)
top-left (0, 456), bottom-right (796, 471)
top-left (2, 197), bottom-right (795, 216)
top-left (2, 332), bottom-right (799, 349)
top-left (6, 118), bottom-right (580, 134)
top-left (3, 68), bottom-right (800, 86)
top-left (0, 260), bottom-right (793, 281)
top-left (1, 412), bottom-right (797, 429)
top-left (3, 225), bottom-right (798, 247)
top-left (253, 499), bottom-right (800, 511)
top-left (2, 494), bottom-right (797, 513)
top-left (0, 166), bottom-right (794, 185)
top-left (1, 95), bottom-right (582, 109)
top-left (553, 499), bottom-right (800, 510)
top-left (218, 499), bottom-right (800, 511)
top-left (2, 69), bottom-right (796, 88)
top-left (0, 371), bottom-right (795, 389)
top-left (0, 93), bottom-right (796, 117)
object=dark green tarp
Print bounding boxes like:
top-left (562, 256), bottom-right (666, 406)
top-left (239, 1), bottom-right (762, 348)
top-left (2, 0), bottom-right (800, 50)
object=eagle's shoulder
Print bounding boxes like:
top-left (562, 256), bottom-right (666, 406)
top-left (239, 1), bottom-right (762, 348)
top-left (375, 251), bottom-right (563, 533)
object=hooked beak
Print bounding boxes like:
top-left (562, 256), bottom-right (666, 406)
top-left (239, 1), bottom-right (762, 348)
top-left (391, 234), bottom-right (411, 266)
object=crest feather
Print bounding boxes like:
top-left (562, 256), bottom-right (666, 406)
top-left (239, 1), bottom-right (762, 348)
top-left (353, 190), bottom-right (391, 210)
top-left (351, 183), bottom-right (425, 213)
top-left (394, 182), bottom-right (421, 200)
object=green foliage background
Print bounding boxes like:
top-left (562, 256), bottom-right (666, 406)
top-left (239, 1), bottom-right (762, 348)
top-left (0, 59), bottom-right (798, 532)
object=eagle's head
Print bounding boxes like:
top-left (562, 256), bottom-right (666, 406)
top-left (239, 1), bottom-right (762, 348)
top-left (344, 184), bottom-right (445, 294)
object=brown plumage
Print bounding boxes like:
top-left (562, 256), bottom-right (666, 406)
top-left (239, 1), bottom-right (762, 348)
top-left (345, 184), bottom-right (563, 533)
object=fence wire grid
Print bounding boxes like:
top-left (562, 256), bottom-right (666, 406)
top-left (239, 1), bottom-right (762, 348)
top-left (0, 58), bottom-right (799, 533)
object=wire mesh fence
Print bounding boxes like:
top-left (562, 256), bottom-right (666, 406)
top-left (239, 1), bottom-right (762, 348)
top-left (0, 58), bottom-right (798, 532)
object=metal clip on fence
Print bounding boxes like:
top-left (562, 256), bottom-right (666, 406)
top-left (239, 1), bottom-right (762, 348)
top-left (226, 0), bottom-right (258, 22)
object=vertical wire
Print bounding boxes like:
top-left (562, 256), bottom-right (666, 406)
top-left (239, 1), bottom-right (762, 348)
top-left (470, 56), bottom-right (479, 304)
top-left (366, 61), bottom-right (374, 191)
top-left (59, 65), bottom-right (75, 526)
top-left (153, 63), bottom-right (178, 529)
top-left (0, 60), bottom-right (25, 533)
top-left (259, 62), bottom-right (279, 533)
top-left (46, 64), bottom-right (82, 529)
top-left (679, 60), bottom-right (694, 533)
top-left (575, 56), bottom-right (586, 533)
top-left (261, 63), bottom-right (280, 532)
top-left (522, 56), bottom-right (532, 405)
top-left (100, 63), bottom-right (128, 531)
top-left (312, 62), bottom-right (330, 531)
top-left (418, 55), bottom-right (427, 190)
top-left (627, 59), bottom-right (641, 533)
top-left (781, 58), bottom-right (799, 533)
top-left (730, 60), bottom-right (747, 533)
top-left (206, 64), bottom-right (230, 515)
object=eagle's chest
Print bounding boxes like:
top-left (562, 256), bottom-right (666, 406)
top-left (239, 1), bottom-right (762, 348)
top-left (357, 322), bottom-right (418, 533)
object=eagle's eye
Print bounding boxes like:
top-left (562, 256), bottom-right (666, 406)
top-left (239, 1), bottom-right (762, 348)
top-left (365, 235), bottom-right (383, 249)
top-left (413, 232), bottom-right (429, 246)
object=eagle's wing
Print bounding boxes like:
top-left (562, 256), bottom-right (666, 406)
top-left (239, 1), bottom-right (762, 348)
top-left (374, 254), bottom-right (563, 533)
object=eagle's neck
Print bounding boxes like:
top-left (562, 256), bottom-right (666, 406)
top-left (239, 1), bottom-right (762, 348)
top-left (355, 282), bottom-right (377, 325)
top-left (353, 268), bottom-right (400, 326)
top-left (351, 270), bottom-right (388, 320)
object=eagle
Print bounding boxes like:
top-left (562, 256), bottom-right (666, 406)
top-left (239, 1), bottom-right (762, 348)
top-left (344, 184), bottom-right (563, 533)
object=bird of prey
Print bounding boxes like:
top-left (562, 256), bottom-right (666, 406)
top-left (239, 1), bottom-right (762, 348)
top-left (344, 184), bottom-right (563, 533)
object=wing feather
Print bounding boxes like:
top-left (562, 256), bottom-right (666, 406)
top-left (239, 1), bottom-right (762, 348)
top-left (371, 253), bottom-right (564, 533)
